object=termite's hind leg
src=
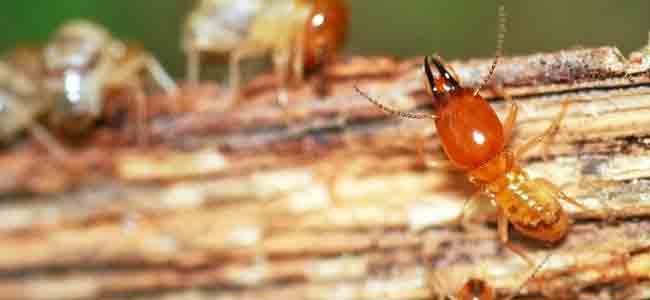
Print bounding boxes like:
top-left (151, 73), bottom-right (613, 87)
top-left (228, 46), bottom-right (266, 109)
top-left (427, 269), bottom-right (454, 300)
top-left (497, 208), bottom-right (535, 267)
top-left (142, 55), bottom-right (177, 95)
top-left (29, 123), bottom-right (69, 163)
top-left (538, 178), bottom-right (614, 222)
top-left (451, 189), bottom-right (492, 236)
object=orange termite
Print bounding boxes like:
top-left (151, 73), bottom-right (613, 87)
top-left (183, 0), bottom-right (348, 106)
top-left (456, 278), bottom-right (496, 300)
top-left (432, 253), bottom-right (552, 300)
top-left (357, 5), bottom-right (593, 264)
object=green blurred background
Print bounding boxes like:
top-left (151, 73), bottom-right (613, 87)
top-left (1, 0), bottom-right (649, 78)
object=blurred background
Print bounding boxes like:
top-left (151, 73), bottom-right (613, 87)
top-left (1, 0), bottom-right (649, 78)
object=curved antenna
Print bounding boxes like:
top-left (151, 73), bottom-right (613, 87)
top-left (505, 252), bottom-right (553, 300)
top-left (474, 2), bottom-right (507, 96)
top-left (354, 86), bottom-right (437, 120)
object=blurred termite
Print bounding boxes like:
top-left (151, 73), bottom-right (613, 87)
top-left (183, 0), bottom-right (348, 106)
top-left (0, 47), bottom-right (68, 159)
top-left (429, 253), bottom-right (553, 300)
top-left (43, 19), bottom-right (177, 139)
top-left (356, 5), bottom-right (602, 265)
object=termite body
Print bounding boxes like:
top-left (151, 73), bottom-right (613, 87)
top-left (183, 0), bottom-right (348, 106)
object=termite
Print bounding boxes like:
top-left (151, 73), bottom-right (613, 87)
top-left (0, 53), bottom-right (46, 143)
top-left (357, 5), bottom-right (595, 264)
top-left (43, 19), bottom-right (177, 139)
top-left (430, 253), bottom-right (553, 300)
top-left (0, 49), bottom-right (68, 159)
top-left (183, 0), bottom-right (348, 106)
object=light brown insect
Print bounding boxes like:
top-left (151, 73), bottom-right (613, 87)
top-left (429, 253), bottom-right (553, 300)
top-left (0, 47), bottom-right (70, 160)
top-left (183, 0), bottom-right (348, 107)
top-left (0, 49), bottom-right (47, 143)
top-left (43, 19), bottom-right (177, 138)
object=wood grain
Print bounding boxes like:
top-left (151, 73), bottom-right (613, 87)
top-left (1, 46), bottom-right (650, 299)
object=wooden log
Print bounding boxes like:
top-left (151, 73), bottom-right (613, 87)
top-left (1, 46), bottom-right (650, 299)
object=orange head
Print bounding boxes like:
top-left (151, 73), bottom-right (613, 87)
top-left (457, 278), bottom-right (495, 300)
top-left (302, 0), bottom-right (349, 72)
top-left (423, 56), bottom-right (505, 170)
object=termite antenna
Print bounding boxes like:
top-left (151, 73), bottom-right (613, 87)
top-left (505, 252), bottom-right (553, 300)
top-left (474, 2), bottom-right (507, 96)
top-left (354, 85), bottom-right (437, 120)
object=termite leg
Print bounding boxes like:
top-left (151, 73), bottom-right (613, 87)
top-left (320, 165), bottom-right (343, 206)
top-left (186, 48), bottom-right (200, 84)
top-left (111, 54), bottom-right (178, 143)
top-left (540, 177), bottom-right (612, 221)
top-left (414, 188), bottom-right (490, 235)
top-left (139, 54), bottom-right (179, 112)
top-left (319, 155), bottom-right (370, 207)
top-left (292, 27), bottom-right (306, 85)
top-left (415, 133), bottom-right (454, 170)
top-left (273, 48), bottom-right (291, 107)
top-left (497, 207), bottom-right (535, 266)
top-left (107, 71), bottom-right (148, 145)
top-left (313, 45), bottom-right (333, 96)
top-left (132, 88), bottom-right (148, 146)
top-left (450, 189), bottom-right (488, 233)
top-left (111, 52), bottom-right (178, 96)
top-left (494, 87), bottom-right (519, 144)
top-left (28, 124), bottom-right (88, 177)
top-left (229, 46), bottom-right (266, 108)
top-left (228, 49), bottom-right (244, 108)
top-left (427, 269), bottom-right (454, 300)
top-left (562, 176), bottom-right (618, 222)
top-left (564, 194), bottom-right (613, 221)
top-left (273, 47), bottom-right (297, 128)
top-left (514, 100), bottom-right (569, 160)
top-left (142, 55), bottom-right (178, 95)
top-left (29, 123), bottom-right (69, 163)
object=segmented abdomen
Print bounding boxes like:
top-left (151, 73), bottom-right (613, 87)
top-left (494, 168), bottom-right (564, 227)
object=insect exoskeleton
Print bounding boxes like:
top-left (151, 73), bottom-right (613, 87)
top-left (429, 254), bottom-right (553, 300)
top-left (43, 19), bottom-right (177, 136)
top-left (0, 51), bottom-right (48, 144)
top-left (183, 0), bottom-right (348, 106)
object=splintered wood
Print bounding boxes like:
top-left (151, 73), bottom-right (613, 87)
top-left (2, 46), bottom-right (650, 300)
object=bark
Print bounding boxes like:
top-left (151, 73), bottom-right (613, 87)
top-left (1, 46), bottom-right (650, 299)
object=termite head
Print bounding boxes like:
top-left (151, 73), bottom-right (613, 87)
top-left (44, 19), bottom-right (113, 71)
top-left (457, 278), bottom-right (495, 300)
